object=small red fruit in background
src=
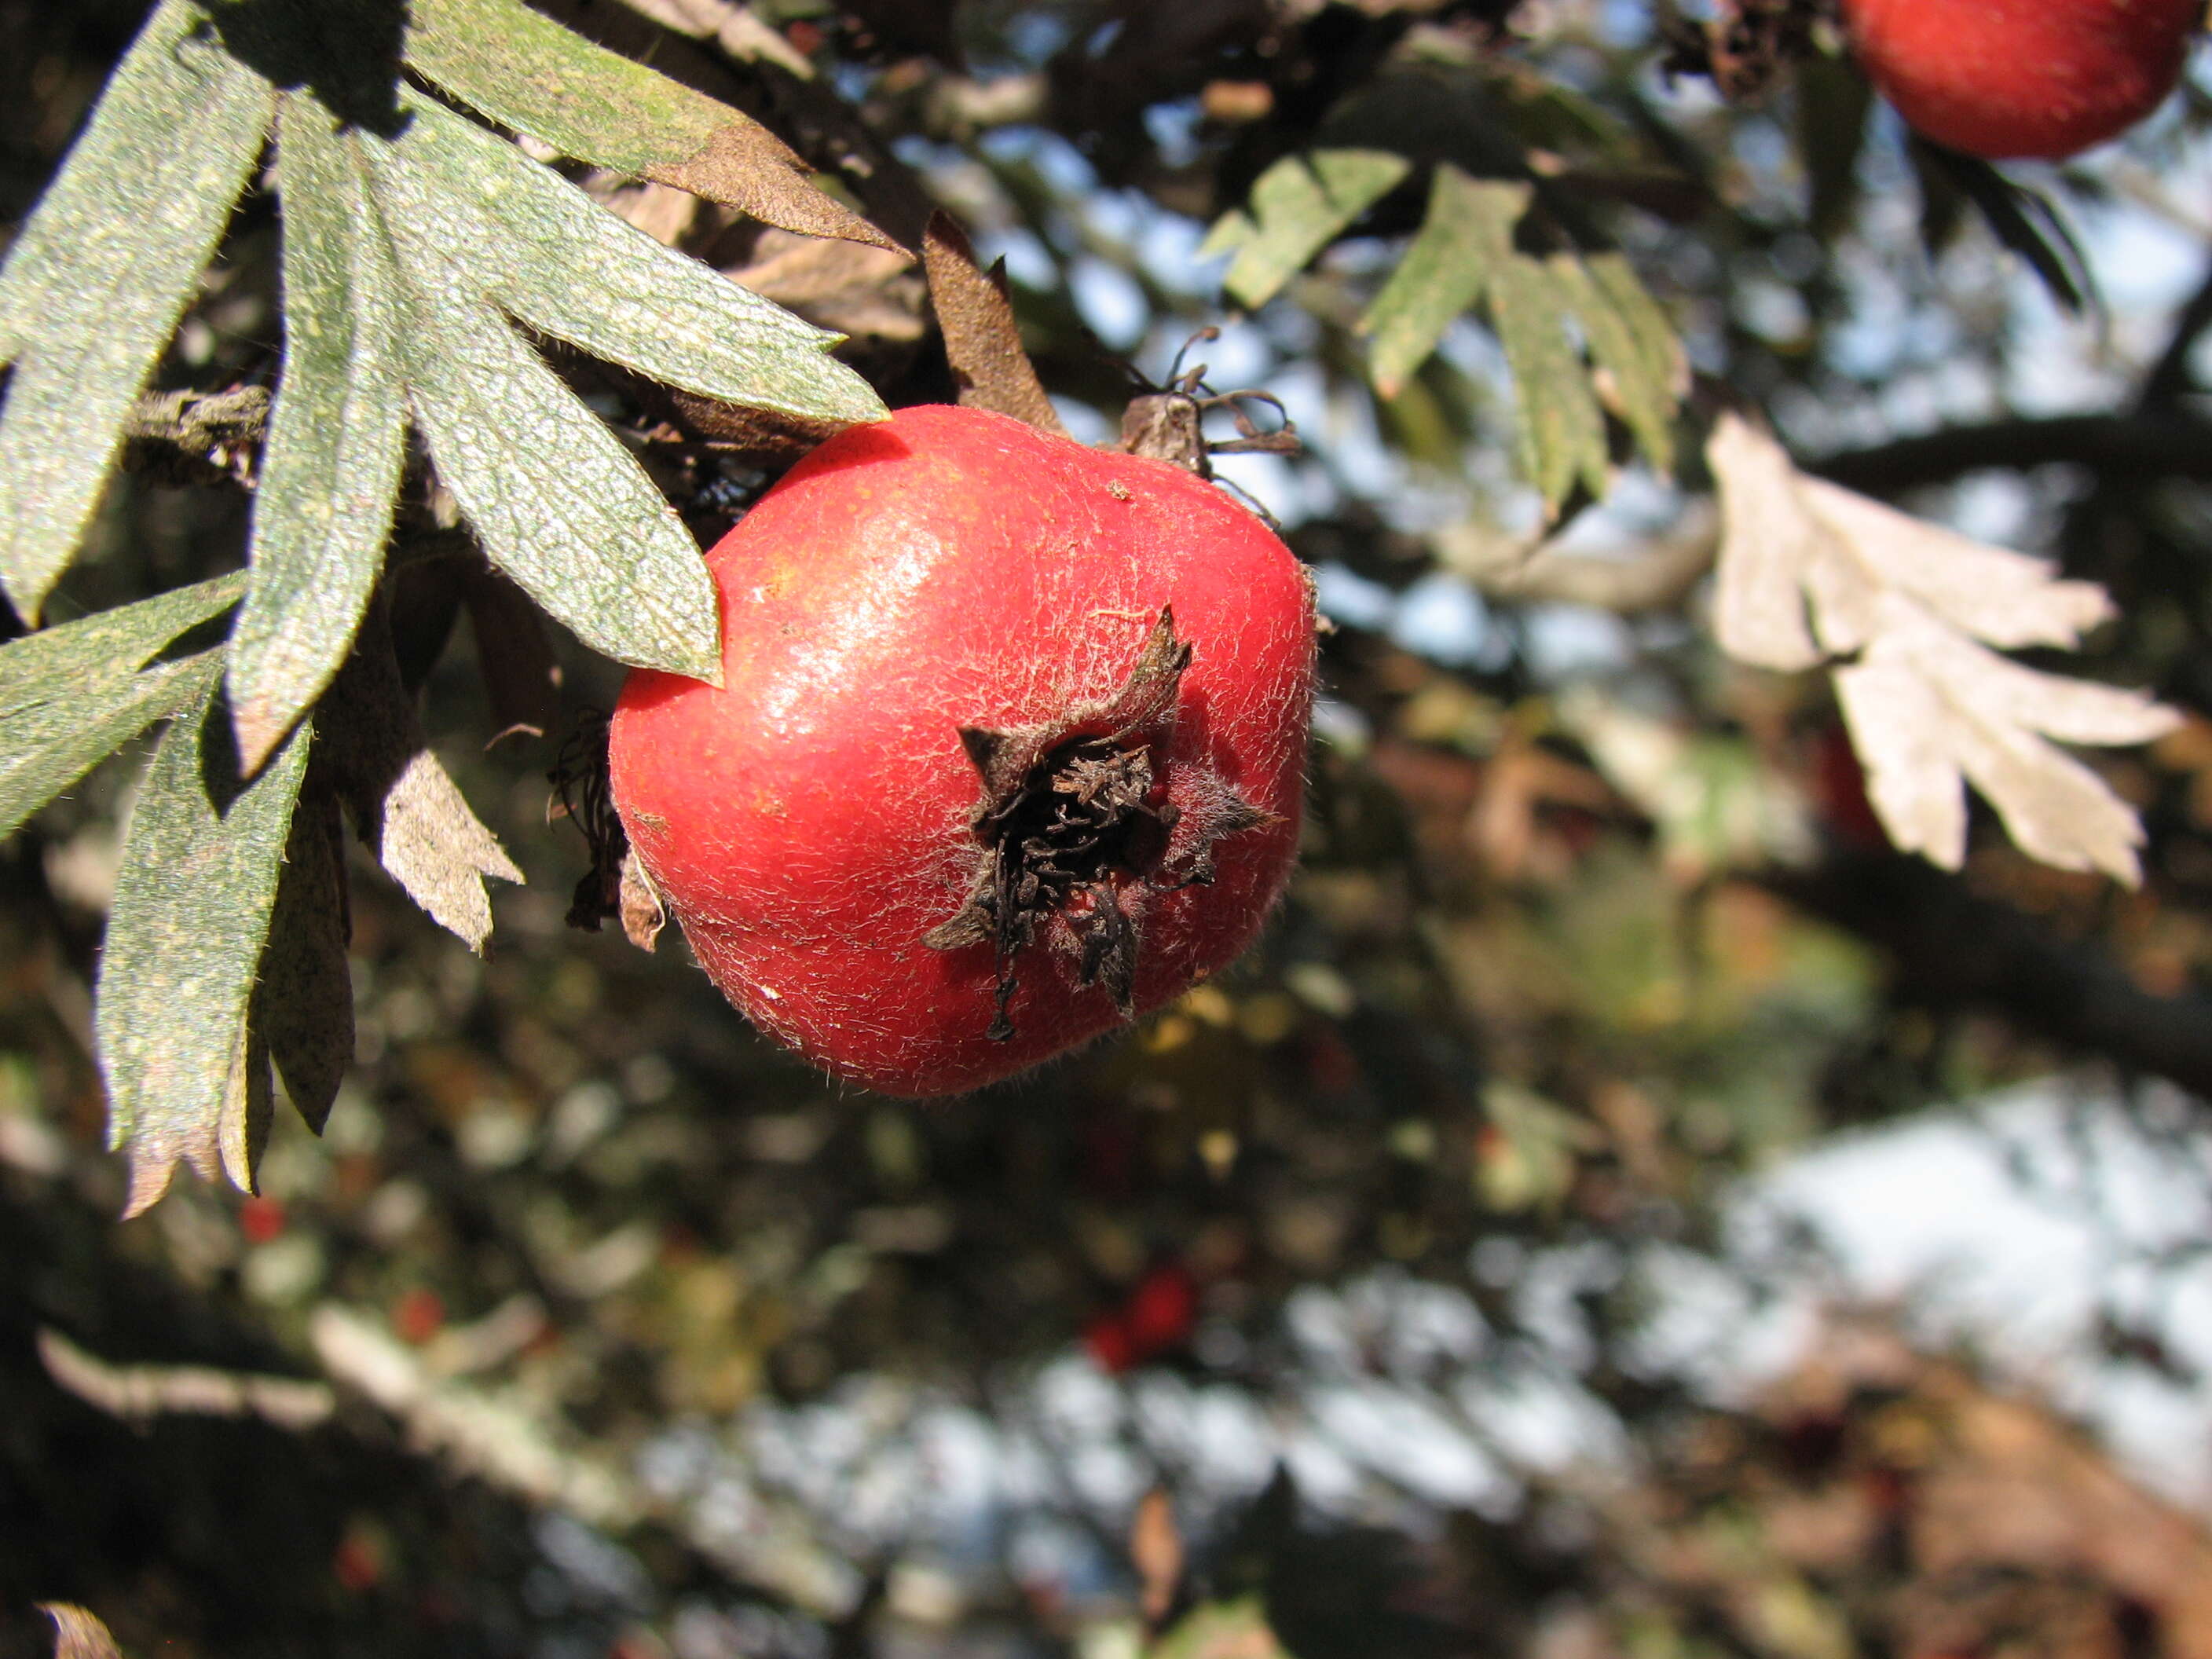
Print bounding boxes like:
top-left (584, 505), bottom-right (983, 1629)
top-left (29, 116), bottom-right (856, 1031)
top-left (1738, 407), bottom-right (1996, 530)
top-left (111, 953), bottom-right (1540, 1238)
top-left (1086, 1260), bottom-right (1201, 1373)
top-left (1839, 0), bottom-right (2200, 159)
top-left (610, 405), bottom-right (1314, 1097)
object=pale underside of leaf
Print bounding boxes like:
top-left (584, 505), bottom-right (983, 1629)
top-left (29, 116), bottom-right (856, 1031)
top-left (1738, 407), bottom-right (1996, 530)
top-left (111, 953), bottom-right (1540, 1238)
top-left (371, 93), bottom-right (884, 428)
top-left (96, 683), bottom-right (309, 1218)
top-left (1708, 412), bottom-right (2180, 884)
top-left (39, 1606), bottom-right (124, 1659)
top-left (228, 95), bottom-right (409, 775)
top-left (368, 186), bottom-right (724, 683)
top-left (1360, 168), bottom-right (1525, 399)
top-left (405, 0), bottom-right (903, 254)
top-left (1204, 149), bottom-right (1412, 311)
top-left (1489, 255), bottom-right (1610, 515)
top-left (0, 0), bottom-right (273, 623)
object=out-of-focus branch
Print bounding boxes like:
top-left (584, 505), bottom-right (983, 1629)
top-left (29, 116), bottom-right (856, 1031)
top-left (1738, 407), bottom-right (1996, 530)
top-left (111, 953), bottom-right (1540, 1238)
top-left (1445, 503), bottom-right (1719, 613)
top-left (1765, 851), bottom-right (2212, 1101)
top-left (308, 1304), bottom-right (864, 1617)
top-left (1813, 412), bottom-right (2212, 495)
top-left (120, 384), bottom-right (269, 488)
top-left (37, 1326), bottom-right (335, 1431)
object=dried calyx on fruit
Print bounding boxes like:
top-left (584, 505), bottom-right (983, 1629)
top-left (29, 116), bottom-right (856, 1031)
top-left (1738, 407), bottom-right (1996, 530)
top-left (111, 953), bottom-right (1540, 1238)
top-left (603, 403), bottom-right (1315, 1097)
top-left (923, 608), bottom-right (1273, 1041)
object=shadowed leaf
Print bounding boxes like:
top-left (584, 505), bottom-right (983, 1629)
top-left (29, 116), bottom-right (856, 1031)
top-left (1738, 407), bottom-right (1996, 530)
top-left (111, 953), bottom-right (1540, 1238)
top-left (96, 681), bottom-right (310, 1217)
top-left (229, 96), bottom-right (408, 775)
top-left (0, 0), bottom-right (273, 623)
top-left (257, 781), bottom-right (352, 1133)
top-left (321, 612), bottom-right (522, 950)
top-left (405, 0), bottom-right (904, 254)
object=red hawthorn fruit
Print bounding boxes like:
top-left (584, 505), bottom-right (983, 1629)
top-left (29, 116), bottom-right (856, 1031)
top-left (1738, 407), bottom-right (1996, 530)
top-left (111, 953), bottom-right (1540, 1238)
top-left (1840, 0), bottom-right (2200, 160)
top-left (609, 405), bottom-right (1315, 1097)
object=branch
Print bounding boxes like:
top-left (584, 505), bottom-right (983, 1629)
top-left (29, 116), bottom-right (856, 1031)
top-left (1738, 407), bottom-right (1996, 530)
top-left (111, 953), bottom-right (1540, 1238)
top-left (120, 384), bottom-right (269, 488)
top-left (37, 1325), bottom-right (335, 1431)
top-left (1812, 412), bottom-right (2212, 496)
top-left (1453, 504), bottom-right (1719, 613)
top-left (1764, 851), bottom-right (2212, 1099)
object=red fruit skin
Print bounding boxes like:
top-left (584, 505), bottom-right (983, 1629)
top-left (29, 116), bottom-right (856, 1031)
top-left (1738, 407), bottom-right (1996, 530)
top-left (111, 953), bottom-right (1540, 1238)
top-left (1840, 0), bottom-right (2199, 159)
top-left (610, 405), bottom-right (1315, 1097)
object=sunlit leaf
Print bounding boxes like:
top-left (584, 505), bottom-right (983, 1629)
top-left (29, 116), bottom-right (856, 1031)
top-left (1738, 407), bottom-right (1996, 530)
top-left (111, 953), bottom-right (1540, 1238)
top-left (0, 575), bottom-right (244, 840)
top-left (1548, 252), bottom-right (1681, 478)
top-left (228, 97), bottom-right (409, 775)
top-left (1490, 255), bottom-right (1609, 513)
top-left (96, 681), bottom-right (309, 1217)
top-left (1360, 169), bottom-right (1525, 399)
top-left (405, 0), bottom-right (903, 253)
top-left (369, 93), bottom-right (884, 428)
top-left (0, 0), bottom-right (273, 622)
top-left (1708, 413), bottom-right (2178, 883)
top-left (1203, 149), bottom-right (1412, 310)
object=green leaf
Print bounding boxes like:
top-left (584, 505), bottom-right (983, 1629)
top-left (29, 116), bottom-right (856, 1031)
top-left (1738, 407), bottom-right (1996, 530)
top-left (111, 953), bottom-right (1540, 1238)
top-left (1205, 149), bottom-right (1412, 310)
top-left (1361, 168), bottom-right (1527, 398)
top-left (95, 680), bottom-right (309, 1217)
top-left (377, 230), bottom-right (725, 683)
top-left (371, 92), bottom-right (883, 427)
top-left (1490, 255), bottom-right (1610, 515)
top-left (0, 574), bottom-right (246, 841)
top-left (0, 0), bottom-right (273, 623)
top-left (257, 785), bottom-right (352, 1133)
top-left (1546, 253), bottom-right (1680, 478)
top-left (405, 0), bottom-right (903, 253)
top-left (229, 97), bottom-right (410, 775)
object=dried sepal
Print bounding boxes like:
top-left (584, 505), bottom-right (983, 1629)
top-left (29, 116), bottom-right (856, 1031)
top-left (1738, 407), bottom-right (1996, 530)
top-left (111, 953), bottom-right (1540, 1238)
top-left (925, 609), bottom-right (1274, 1039)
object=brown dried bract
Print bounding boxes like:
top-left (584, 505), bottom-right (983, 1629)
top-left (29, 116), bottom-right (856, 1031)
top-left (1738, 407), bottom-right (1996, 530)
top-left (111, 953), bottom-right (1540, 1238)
top-left (925, 609), bottom-right (1272, 1040)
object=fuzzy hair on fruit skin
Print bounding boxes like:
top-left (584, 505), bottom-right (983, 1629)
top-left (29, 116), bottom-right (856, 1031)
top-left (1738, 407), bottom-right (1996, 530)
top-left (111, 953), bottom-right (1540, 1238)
top-left (1841, 0), bottom-right (2200, 160)
top-left (610, 405), bottom-right (1317, 1097)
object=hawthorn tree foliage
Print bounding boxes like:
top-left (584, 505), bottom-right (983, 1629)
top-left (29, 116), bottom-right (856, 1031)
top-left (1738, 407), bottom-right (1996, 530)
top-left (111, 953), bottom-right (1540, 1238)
top-left (4, 0), bottom-right (2212, 1654)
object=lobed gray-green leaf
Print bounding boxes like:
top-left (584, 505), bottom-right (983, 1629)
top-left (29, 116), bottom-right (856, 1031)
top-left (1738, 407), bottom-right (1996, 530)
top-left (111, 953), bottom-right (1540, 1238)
top-left (0, 0), bottom-right (273, 623)
top-left (378, 238), bottom-right (723, 682)
top-left (369, 93), bottom-right (883, 427)
top-left (0, 575), bottom-right (246, 840)
top-left (95, 680), bottom-right (309, 1213)
top-left (228, 96), bottom-right (410, 776)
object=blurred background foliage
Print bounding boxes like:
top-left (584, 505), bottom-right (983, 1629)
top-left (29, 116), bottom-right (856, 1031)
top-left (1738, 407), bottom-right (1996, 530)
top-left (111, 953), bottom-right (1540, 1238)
top-left (9, 0), bottom-right (2212, 1656)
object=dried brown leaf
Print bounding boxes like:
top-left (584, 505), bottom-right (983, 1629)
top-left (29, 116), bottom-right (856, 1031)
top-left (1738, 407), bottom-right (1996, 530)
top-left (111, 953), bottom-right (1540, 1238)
top-left (619, 850), bottom-right (667, 952)
top-left (921, 211), bottom-right (1068, 438)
